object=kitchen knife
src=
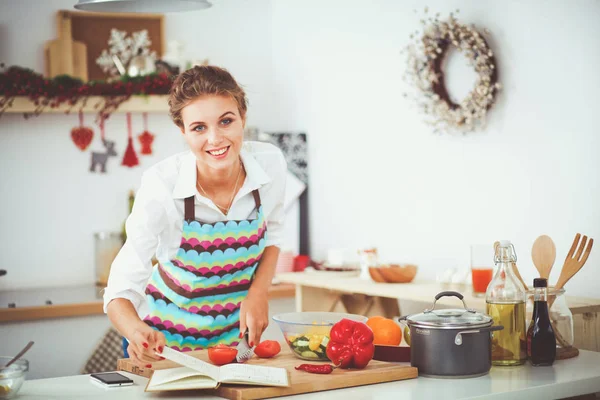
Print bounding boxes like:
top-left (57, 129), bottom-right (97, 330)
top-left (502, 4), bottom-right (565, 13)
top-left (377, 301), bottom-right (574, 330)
top-left (236, 330), bottom-right (254, 363)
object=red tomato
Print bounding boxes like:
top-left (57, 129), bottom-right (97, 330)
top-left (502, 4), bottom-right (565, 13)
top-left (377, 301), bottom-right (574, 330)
top-left (208, 344), bottom-right (238, 365)
top-left (254, 340), bottom-right (281, 358)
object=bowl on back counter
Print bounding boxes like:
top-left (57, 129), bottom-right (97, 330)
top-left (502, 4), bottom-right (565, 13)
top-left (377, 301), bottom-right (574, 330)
top-left (304, 261), bottom-right (361, 277)
top-left (369, 264), bottom-right (418, 283)
top-left (272, 312), bottom-right (368, 361)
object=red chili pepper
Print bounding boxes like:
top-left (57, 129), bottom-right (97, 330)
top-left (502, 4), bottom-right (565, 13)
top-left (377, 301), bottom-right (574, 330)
top-left (295, 364), bottom-right (334, 374)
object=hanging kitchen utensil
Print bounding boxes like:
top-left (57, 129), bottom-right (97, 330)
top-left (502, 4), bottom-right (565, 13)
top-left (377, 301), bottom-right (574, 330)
top-left (71, 111), bottom-right (94, 151)
top-left (138, 112), bottom-right (155, 155)
top-left (122, 112), bottom-right (139, 167)
top-left (531, 235), bottom-right (556, 279)
top-left (90, 117), bottom-right (118, 173)
top-left (398, 291), bottom-right (503, 378)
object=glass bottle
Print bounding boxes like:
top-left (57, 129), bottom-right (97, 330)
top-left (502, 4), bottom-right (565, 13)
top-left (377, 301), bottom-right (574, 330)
top-left (527, 278), bottom-right (556, 366)
top-left (485, 240), bottom-right (527, 366)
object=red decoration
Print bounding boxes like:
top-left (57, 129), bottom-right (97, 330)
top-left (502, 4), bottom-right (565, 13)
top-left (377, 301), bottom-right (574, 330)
top-left (71, 111), bottom-right (94, 151)
top-left (122, 113), bottom-right (139, 167)
top-left (138, 112), bottom-right (155, 155)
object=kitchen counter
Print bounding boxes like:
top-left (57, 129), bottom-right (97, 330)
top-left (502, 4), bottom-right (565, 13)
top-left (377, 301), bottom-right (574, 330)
top-left (16, 350), bottom-right (600, 399)
top-left (0, 283), bottom-right (295, 323)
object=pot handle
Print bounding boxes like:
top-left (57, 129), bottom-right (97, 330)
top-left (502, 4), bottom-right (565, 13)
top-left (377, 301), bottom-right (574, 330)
top-left (454, 325), bottom-right (504, 346)
top-left (425, 291), bottom-right (475, 314)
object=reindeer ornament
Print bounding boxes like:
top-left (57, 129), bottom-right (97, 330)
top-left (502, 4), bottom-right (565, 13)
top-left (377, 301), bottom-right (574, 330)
top-left (90, 139), bottom-right (118, 173)
top-left (90, 118), bottom-right (118, 173)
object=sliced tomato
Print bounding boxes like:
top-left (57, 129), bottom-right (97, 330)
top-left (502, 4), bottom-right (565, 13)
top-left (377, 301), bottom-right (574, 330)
top-left (254, 340), bottom-right (281, 358)
top-left (208, 344), bottom-right (238, 365)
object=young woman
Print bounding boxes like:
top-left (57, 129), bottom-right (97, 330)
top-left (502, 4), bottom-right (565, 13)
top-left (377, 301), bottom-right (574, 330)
top-left (104, 65), bottom-right (286, 368)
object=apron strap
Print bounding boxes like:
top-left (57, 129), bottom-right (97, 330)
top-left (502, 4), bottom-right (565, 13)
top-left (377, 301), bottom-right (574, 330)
top-left (184, 196), bottom-right (195, 221)
top-left (252, 189), bottom-right (261, 211)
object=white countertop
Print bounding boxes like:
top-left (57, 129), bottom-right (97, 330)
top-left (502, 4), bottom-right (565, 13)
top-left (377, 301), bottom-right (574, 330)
top-left (16, 350), bottom-right (600, 400)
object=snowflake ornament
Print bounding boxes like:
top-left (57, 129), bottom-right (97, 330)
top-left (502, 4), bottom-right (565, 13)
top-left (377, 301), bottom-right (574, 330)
top-left (96, 28), bottom-right (158, 77)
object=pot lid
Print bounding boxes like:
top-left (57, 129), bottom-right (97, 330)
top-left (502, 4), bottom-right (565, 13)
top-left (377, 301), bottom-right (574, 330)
top-left (402, 291), bottom-right (493, 329)
top-left (405, 308), bottom-right (492, 328)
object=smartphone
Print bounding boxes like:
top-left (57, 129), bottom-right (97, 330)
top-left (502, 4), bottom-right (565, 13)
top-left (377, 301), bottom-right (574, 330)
top-left (89, 372), bottom-right (134, 387)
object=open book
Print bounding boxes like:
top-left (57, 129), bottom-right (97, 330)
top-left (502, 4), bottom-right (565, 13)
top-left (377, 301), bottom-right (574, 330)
top-left (145, 347), bottom-right (290, 392)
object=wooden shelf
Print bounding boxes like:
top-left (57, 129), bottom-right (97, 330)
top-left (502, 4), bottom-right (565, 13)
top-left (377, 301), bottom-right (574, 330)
top-left (3, 95), bottom-right (169, 114)
top-left (0, 283), bottom-right (295, 323)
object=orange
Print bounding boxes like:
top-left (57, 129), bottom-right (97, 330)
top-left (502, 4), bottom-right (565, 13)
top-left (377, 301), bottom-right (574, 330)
top-left (366, 316), bottom-right (385, 331)
top-left (366, 317), bottom-right (402, 346)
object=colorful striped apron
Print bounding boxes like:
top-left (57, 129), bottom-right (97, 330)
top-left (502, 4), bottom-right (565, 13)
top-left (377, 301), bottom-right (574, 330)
top-left (142, 190), bottom-right (266, 351)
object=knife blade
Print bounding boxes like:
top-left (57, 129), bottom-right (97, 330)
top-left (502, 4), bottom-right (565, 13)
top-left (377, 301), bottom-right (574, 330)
top-left (235, 330), bottom-right (254, 363)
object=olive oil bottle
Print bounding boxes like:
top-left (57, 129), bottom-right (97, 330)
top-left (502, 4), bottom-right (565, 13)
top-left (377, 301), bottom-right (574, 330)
top-left (486, 241), bottom-right (527, 366)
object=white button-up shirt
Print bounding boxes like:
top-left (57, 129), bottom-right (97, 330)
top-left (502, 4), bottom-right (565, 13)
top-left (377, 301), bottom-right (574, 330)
top-left (103, 141), bottom-right (287, 318)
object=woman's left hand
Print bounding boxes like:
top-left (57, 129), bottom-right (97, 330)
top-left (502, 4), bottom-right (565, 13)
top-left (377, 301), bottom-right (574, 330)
top-left (239, 290), bottom-right (269, 347)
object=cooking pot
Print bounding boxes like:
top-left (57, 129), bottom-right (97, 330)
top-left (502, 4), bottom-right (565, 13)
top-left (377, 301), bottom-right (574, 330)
top-left (398, 291), bottom-right (503, 378)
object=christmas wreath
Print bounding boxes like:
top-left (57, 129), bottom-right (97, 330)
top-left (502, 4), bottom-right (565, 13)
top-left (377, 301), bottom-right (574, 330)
top-left (403, 11), bottom-right (501, 134)
top-left (0, 64), bottom-right (173, 122)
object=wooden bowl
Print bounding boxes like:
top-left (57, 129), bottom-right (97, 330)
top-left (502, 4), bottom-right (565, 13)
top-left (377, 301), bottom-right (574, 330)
top-left (370, 264), bottom-right (417, 283)
top-left (368, 267), bottom-right (388, 283)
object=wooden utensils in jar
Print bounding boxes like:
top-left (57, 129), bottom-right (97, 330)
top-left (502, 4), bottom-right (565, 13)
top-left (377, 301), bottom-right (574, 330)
top-left (554, 233), bottom-right (593, 291)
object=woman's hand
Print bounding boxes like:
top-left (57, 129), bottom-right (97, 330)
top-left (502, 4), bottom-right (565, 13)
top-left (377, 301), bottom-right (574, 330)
top-left (126, 324), bottom-right (167, 369)
top-left (239, 289), bottom-right (269, 347)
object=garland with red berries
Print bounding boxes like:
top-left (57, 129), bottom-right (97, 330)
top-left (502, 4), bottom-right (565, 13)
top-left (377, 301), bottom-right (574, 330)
top-left (0, 64), bottom-right (174, 122)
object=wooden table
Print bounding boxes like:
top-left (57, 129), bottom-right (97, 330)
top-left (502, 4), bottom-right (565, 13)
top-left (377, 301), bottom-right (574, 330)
top-left (276, 272), bottom-right (600, 352)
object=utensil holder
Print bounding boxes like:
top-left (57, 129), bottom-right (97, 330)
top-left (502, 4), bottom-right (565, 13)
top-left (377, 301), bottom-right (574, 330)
top-left (526, 287), bottom-right (574, 350)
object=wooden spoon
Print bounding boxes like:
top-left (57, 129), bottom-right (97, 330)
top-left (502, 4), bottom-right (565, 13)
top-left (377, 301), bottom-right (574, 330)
top-left (531, 235), bottom-right (556, 280)
top-left (1, 341), bottom-right (34, 370)
top-left (555, 233), bottom-right (594, 290)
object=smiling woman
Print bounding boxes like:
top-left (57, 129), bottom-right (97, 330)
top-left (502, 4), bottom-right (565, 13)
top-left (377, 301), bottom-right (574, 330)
top-left (104, 65), bottom-right (287, 369)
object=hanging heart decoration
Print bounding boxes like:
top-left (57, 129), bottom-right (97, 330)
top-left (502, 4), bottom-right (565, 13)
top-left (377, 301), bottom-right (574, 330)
top-left (71, 111), bottom-right (94, 151)
top-left (138, 112), bottom-right (155, 155)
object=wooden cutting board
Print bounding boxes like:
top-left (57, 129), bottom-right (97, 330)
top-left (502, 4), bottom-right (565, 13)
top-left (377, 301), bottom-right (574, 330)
top-left (117, 348), bottom-right (417, 400)
top-left (44, 11), bottom-right (88, 81)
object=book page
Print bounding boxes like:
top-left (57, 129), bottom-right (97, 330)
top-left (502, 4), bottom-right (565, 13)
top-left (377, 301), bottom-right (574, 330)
top-left (158, 347), bottom-right (220, 381)
top-left (146, 366), bottom-right (218, 391)
top-left (220, 364), bottom-right (289, 387)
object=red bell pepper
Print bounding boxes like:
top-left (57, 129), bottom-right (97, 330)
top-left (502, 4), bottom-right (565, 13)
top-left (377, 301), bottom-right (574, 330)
top-left (326, 318), bottom-right (375, 369)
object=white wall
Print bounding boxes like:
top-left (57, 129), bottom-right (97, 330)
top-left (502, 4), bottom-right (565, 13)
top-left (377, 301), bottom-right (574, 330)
top-left (0, 0), bottom-right (278, 290)
top-left (269, 0), bottom-right (600, 298)
top-left (1, 0), bottom-right (599, 300)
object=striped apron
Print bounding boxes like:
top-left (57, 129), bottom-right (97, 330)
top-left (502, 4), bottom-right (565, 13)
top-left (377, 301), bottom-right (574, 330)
top-left (142, 190), bottom-right (266, 351)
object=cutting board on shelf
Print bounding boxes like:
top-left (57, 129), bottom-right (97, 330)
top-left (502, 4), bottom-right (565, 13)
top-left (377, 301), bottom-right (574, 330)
top-left (44, 10), bottom-right (88, 81)
top-left (118, 348), bottom-right (417, 400)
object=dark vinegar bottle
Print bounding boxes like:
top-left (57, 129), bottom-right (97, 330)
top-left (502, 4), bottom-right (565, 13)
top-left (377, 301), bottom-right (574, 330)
top-left (527, 278), bottom-right (556, 366)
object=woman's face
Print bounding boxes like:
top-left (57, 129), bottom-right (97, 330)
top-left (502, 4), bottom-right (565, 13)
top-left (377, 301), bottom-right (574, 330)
top-left (180, 95), bottom-right (245, 171)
